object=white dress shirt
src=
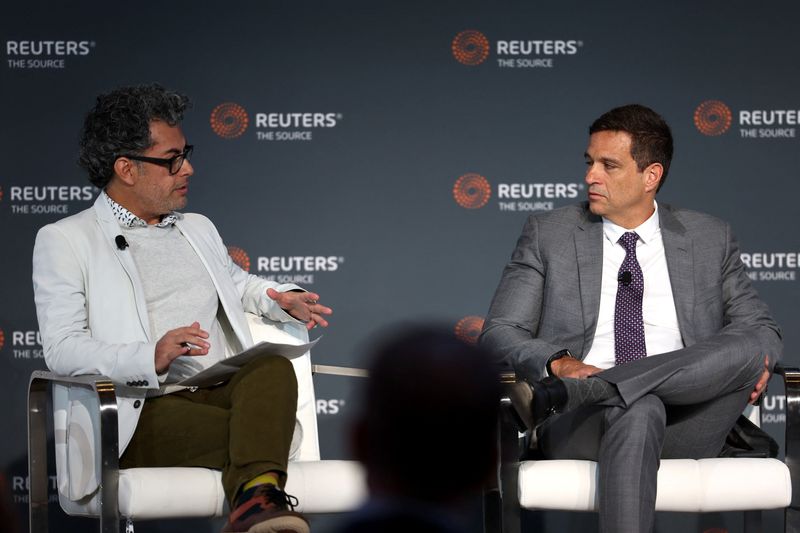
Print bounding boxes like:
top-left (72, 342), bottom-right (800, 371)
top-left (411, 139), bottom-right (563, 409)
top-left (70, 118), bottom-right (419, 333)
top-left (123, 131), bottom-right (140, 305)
top-left (583, 202), bottom-right (684, 369)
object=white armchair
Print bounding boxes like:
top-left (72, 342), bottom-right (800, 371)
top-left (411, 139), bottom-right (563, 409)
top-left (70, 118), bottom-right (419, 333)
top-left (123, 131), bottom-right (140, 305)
top-left (483, 366), bottom-right (800, 533)
top-left (28, 314), bottom-right (368, 532)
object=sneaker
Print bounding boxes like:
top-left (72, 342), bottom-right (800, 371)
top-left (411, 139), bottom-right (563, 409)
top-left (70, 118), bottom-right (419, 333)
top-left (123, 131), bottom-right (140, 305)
top-left (221, 483), bottom-right (309, 533)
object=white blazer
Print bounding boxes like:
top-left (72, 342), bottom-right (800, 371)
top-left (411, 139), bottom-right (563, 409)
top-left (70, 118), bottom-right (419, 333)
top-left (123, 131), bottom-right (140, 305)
top-left (33, 194), bottom-right (302, 498)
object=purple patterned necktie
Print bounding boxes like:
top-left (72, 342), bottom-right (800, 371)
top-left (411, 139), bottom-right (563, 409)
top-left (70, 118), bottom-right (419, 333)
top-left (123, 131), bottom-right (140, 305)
top-left (614, 231), bottom-right (646, 365)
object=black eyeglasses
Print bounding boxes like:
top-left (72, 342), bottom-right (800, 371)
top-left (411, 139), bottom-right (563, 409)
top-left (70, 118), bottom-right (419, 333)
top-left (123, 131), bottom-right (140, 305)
top-left (121, 145), bottom-right (193, 175)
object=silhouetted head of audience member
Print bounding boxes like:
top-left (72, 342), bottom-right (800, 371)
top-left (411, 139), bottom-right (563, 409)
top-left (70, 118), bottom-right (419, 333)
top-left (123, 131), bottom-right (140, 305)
top-left (352, 326), bottom-right (501, 504)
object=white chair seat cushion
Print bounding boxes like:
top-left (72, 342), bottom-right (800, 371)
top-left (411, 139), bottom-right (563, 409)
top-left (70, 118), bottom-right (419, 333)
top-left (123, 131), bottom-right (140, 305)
top-left (285, 460), bottom-right (368, 513)
top-left (63, 460), bottom-right (367, 519)
top-left (120, 467), bottom-right (226, 519)
top-left (518, 458), bottom-right (791, 512)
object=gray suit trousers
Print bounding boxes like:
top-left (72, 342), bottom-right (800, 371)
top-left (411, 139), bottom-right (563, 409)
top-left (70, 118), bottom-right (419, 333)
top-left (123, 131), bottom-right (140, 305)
top-left (538, 344), bottom-right (765, 533)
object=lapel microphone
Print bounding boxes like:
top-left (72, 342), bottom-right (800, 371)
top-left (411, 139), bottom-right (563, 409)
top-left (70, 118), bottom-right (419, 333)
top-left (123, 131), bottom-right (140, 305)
top-left (115, 235), bottom-right (129, 251)
top-left (618, 271), bottom-right (632, 286)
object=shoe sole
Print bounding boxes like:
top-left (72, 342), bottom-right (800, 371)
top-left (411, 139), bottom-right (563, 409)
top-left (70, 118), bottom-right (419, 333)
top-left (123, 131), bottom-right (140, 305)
top-left (247, 514), bottom-right (310, 533)
top-left (506, 381), bottom-right (535, 430)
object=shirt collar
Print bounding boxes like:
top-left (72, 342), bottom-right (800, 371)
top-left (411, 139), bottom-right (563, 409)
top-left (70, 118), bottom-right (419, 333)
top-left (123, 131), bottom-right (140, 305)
top-left (602, 200), bottom-right (661, 247)
top-left (103, 191), bottom-right (178, 228)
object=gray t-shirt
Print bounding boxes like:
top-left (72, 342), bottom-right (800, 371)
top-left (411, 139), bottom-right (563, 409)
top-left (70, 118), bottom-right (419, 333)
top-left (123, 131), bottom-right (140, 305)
top-left (122, 224), bottom-right (226, 386)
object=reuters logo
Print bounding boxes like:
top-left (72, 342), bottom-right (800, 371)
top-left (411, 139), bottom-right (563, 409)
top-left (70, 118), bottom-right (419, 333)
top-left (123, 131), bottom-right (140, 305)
top-left (227, 246), bottom-right (251, 272)
top-left (694, 100), bottom-right (732, 136)
top-left (452, 30), bottom-right (490, 66)
top-left (210, 102), bottom-right (249, 139)
top-left (453, 173), bottom-right (491, 209)
top-left (454, 316), bottom-right (484, 345)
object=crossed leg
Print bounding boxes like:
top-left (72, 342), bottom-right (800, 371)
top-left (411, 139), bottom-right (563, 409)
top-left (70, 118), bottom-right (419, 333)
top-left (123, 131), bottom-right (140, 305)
top-left (537, 346), bottom-right (764, 533)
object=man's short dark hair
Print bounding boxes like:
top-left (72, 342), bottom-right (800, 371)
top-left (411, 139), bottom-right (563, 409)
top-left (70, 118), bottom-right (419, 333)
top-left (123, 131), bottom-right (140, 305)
top-left (589, 104), bottom-right (674, 192)
top-left (79, 84), bottom-right (190, 188)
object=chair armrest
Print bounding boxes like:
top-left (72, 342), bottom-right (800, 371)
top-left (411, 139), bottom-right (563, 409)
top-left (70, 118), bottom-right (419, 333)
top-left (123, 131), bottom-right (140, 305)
top-left (499, 371), bottom-right (517, 384)
top-left (773, 365), bottom-right (800, 509)
top-left (28, 370), bottom-right (121, 530)
top-left (311, 364), bottom-right (368, 378)
top-left (485, 371), bottom-right (524, 533)
top-left (30, 369), bottom-right (116, 388)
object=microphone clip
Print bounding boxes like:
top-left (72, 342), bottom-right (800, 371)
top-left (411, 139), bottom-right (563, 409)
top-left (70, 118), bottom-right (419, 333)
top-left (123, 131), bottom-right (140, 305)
top-left (115, 235), bottom-right (129, 251)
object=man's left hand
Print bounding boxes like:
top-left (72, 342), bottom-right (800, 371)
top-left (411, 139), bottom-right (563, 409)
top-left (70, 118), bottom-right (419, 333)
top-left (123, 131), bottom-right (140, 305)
top-left (266, 288), bottom-right (332, 330)
top-left (749, 355), bottom-right (771, 405)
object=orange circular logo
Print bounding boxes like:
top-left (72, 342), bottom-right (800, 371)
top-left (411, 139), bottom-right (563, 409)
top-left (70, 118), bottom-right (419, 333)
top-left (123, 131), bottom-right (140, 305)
top-left (694, 100), bottom-right (732, 136)
top-left (210, 103), bottom-right (249, 139)
top-left (227, 246), bottom-right (251, 272)
top-left (453, 173), bottom-right (491, 209)
top-left (452, 30), bottom-right (490, 66)
top-left (454, 316), bottom-right (485, 345)
top-left (0, 329), bottom-right (5, 351)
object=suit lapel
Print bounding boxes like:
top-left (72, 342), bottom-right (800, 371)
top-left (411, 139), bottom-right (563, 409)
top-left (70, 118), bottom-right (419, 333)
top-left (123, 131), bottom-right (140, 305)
top-left (575, 210), bottom-right (603, 356)
top-left (175, 218), bottom-right (254, 352)
top-left (659, 205), bottom-right (696, 345)
top-left (92, 195), bottom-right (153, 341)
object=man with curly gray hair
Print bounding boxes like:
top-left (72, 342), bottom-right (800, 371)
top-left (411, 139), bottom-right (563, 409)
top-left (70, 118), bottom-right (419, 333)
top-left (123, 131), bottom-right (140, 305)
top-left (32, 84), bottom-right (331, 533)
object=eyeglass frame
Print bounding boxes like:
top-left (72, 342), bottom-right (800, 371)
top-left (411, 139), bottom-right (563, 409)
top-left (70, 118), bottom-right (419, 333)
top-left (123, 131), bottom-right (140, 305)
top-left (119, 145), bottom-right (194, 175)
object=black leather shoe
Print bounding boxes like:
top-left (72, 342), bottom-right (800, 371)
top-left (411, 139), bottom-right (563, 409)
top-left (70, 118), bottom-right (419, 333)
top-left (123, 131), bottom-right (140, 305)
top-left (506, 380), bottom-right (535, 430)
top-left (506, 376), bottom-right (568, 431)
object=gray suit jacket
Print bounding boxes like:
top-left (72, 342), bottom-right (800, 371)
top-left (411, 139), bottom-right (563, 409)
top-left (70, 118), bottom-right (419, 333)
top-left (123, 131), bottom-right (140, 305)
top-left (480, 202), bottom-right (782, 384)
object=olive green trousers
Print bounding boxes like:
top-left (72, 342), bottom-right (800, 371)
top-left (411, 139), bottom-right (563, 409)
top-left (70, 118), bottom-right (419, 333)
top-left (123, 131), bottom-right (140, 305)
top-left (120, 355), bottom-right (298, 505)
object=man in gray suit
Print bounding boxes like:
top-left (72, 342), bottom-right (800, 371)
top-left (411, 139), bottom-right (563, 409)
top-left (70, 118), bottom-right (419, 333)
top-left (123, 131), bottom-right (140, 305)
top-left (480, 104), bottom-right (781, 533)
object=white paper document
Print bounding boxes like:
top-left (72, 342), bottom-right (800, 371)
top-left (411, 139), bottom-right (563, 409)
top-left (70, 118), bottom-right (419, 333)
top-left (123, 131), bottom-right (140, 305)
top-left (177, 337), bottom-right (320, 387)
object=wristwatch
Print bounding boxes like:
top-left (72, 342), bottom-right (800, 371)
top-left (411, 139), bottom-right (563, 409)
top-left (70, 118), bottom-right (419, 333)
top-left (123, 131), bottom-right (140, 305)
top-left (546, 349), bottom-right (573, 376)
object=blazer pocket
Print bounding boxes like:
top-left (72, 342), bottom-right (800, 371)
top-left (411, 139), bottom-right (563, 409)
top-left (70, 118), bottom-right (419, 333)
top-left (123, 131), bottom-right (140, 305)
top-left (694, 284), bottom-right (722, 306)
top-left (693, 284), bottom-right (724, 332)
top-left (543, 303), bottom-right (582, 320)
